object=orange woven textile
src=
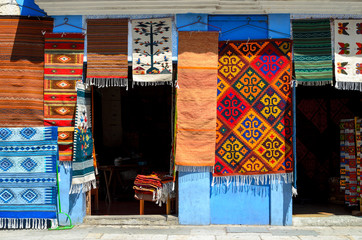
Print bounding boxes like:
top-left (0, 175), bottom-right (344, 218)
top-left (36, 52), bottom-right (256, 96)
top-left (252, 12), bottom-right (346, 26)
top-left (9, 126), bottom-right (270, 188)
top-left (175, 32), bottom-right (219, 167)
top-left (0, 17), bottom-right (53, 127)
top-left (86, 19), bottom-right (128, 88)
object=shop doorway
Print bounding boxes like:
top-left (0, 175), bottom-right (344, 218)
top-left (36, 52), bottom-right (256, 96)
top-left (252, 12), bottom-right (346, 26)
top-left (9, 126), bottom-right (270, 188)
top-left (293, 85), bottom-right (362, 216)
top-left (91, 83), bottom-right (174, 215)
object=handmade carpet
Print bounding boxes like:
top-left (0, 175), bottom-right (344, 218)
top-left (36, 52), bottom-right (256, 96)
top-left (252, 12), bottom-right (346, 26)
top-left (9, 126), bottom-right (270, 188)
top-left (132, 18), bottom-right (172, 86)
top-left (0, 18), bottom-right (53, 127)
top-left (213, 40), bottom-right (293, 188)
top-left (340, 119), bottom-right (358, 206)
top-left (292, 19), bottom-right (333, 86)
top-left (0, 126), bottom-right (58, 229)
top-left (86, 19), bottom-right (128, 88)
top-left (334, 20), bottom-right (362, 91)
top-left (175, 31), bottom-right (219, 170)
top-left (44, 33), bottom-right (84, 127)
top-left (70, 82), bottom-right (96, 193)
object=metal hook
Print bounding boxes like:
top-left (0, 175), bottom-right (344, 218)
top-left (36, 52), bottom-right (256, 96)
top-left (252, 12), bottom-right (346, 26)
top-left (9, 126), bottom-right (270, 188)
top-left (246, 17), bottom-right (251, 25)
top-left (64, 17), bottom-right (69, 24)
top-left (197, 16), bottom-right (202, 22)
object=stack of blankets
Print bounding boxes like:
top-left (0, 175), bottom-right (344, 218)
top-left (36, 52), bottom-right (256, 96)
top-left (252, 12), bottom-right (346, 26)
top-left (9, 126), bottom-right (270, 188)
top-left (133, 173), bottom-right (174, 206)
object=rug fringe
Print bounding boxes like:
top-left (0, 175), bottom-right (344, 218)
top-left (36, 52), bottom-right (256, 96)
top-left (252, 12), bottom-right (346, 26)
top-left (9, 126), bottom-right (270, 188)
top-left (0, 218), bottom-right (53, 229)
top-left (86, 78), bottom-right (128, 90)
top-left (132, 80), bottom-right (173, 88)
top-left (69, 179), bottom-right (96, 194)
top-left (176, 165), bottom-right (213, 173)
top-left (211, 173), bottom-right (293, 194)
top-left (335, 81), bottom-right (362, 91)
top-left (156, 181), bottom-right (176, 207)
top-left (296, 80), bottom-right (333, 86)
top-left (292, 186), bottom-right (298, 197)
top-left (58, 161), bottom-right (72, 171)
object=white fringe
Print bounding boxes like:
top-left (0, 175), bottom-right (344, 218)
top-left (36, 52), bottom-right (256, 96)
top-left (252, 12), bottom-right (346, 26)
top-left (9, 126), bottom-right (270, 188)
top-left (0, 218), bottom-right (53, 229)
top-left (69, 179), bottom-right (97, 194)
top-left (292, 186), bottom-right (298, 197)
top-left (335, 81), bottom-right (362, 91)
top-left (132, 80), bottom-right (173, 88)
top-left (86, 78), bottom-right (128, 90)
top-left (58, 161), bottom-right (72, 171)
top-left (176, 165), bottom-right (213, 173)
top-left (211, 173), bottom-right (293, 194)
top-left (296, 80), bottom-right (333, 86)
top-left (155, 181), bottom-right (176, 207)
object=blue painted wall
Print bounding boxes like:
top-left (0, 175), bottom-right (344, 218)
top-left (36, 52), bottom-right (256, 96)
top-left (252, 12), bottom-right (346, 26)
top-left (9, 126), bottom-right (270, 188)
top-left (16, 0), bottom-right (47, 16)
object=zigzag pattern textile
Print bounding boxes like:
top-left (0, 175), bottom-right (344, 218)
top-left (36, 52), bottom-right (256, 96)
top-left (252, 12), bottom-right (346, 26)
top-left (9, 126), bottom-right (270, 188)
top-left (340, 119), bottom-right (359, 207)
top-left (0, 127), bottom-right (58, 229)
top-left (334, 20), bottom-right (362, 91)
top-left (292, 19), bottom-right (333, 86)
top-left (70, 82), bottom-right (96, 194)
top-left (0, 18), bottom-right (53, 127)
top-left (214, 40), bottom-right (293, 186)
top-left (44, 33), bottom-right (84, 162)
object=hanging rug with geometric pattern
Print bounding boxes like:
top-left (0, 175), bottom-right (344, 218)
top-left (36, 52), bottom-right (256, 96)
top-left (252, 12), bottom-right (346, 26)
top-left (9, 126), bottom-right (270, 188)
top-left (213, 40), bottom-right (293, 190)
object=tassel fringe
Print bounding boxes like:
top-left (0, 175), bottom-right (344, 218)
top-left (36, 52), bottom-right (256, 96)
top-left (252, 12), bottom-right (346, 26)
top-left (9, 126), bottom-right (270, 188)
top-left (292, 186), bottom-right (298, 197)
top-left (0, 218), bottom-right (54, 229)
top-left (335, 81), bottom-right (362, 91)
top-left (176, 165), bottom-right (213, 173)
top-left (69, 179), bottom-right (96, 194)
top-left (86, 78), bottom-right (128, 90)
top-left (58, 161), bottom-right (72, 172)
top-left (132, 80), bottom-right (173, 87)
top-left (211, 173), bottom-right (293, 194)
top-left (156, 182), bottom-right (176, 207)
top-left (296, 80), bottom-right (333, 86)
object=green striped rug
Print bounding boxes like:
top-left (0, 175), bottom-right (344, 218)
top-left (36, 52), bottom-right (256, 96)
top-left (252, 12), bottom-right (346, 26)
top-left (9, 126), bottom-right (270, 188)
top-left (292, 19), bottom-right (333, 86)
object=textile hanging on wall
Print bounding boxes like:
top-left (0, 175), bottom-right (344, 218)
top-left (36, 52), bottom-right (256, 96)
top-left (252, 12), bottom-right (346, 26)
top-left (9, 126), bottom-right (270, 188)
top-left (0, 18), bottom-right (53, 127)
top-left (44, 33), bottom-right (84, 126)
top-left (70, 82), bottom-right (96, 193)
top-left (0, 127), bottom-right (58, 229)
top-left (213, 40), bottom-right (293, 188)
top-left (292, 19), bottom-right (333, 86)
top-left (175, 32), bottom-right (218, 171)
top-left (132, 18), bottom-right (172, 86)
top-left (86, 19), bottom-right (128, 88)
top-left (334, 19), bottom-right (362, 91)
top-left (340, 119), bottom-right (358, 206)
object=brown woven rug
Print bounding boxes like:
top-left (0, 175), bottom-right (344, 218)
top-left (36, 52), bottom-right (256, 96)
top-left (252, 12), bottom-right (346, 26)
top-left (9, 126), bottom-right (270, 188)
top-left (175, 32), bottom-right (219, 169)
top-left (86, 19), bottom-right (128, 89)
top-left (0, 17), bottom-right (53, 127)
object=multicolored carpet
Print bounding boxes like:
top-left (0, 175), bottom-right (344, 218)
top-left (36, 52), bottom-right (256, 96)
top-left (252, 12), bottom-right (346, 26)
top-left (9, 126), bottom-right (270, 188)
top-left (70, 82), bottom-right (96, 194)
top-left (292, 19), bottom-right (333, 86)
top-left (334, 20), bottom-right (362, 91)
top-left (0, 18), bottom-right (53, 127)
top-left (0, 127), bottom-right (58, 229)
top-left (175, 31), bottom-right (219, 170)
top-left (86, 19), bottom-right (128, 88)
top-left (214, 40), bottom-right (293, 186)
top-left (132, 18), bottom-right (173, 86)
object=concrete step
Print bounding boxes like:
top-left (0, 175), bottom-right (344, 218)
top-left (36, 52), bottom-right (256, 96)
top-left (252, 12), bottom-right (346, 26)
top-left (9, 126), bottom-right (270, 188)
top-left (293, 215), bottom-right (362, 226)
top-left (83, 215), bottom-right (178, 226)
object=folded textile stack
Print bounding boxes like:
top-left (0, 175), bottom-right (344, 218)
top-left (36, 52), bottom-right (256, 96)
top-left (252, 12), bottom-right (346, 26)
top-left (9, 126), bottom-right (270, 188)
top-left (133, 173), bottom-right (174, 206)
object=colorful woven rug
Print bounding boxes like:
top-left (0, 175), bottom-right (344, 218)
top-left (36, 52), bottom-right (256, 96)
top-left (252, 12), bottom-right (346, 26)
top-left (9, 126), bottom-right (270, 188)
top-left (86, 19), bottom-right (128, 89)
top-left (44, 33), bottom-right (84, 127)
top-left (0, 127), bottom-right (58, 229)
top-left (70, 82), bottom-right (96, 193)
top-left (213, 40), bottom-right (293, 188)
top-left (292, 19), bottom-right (333, 86)
top-left (175, 32), bottom-right (219, 171)
top-left (340, 119), bottom-right (358, 206)
top-left (0, 18), bottom-right (53, 127)
top-left (334, 20), bottom-right (362, 91)
top-left (132, 18), bottom-right (172, 86)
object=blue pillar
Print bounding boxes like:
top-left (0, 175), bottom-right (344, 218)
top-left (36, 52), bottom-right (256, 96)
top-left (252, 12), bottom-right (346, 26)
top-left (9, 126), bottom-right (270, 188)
top-left (176, 13), bottom-right (210, 225)
top-left (270, 181), bottom-right (293, 226)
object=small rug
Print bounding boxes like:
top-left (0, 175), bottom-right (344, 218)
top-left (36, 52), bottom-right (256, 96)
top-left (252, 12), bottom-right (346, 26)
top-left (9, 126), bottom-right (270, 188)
top-left (175, 31), bottom-right (219, 170)
top-left (86, 19), bottom-right (128, 89)
top-left (44, 33), bottom-right (84, 127)
top-left (70, 82), bottom-right (96, 193)
top-left (0, 127), bottom-right (58, 229)
top-left (132, 18), bottom-right (172, 86)
top-left (292, 19), bottom-right (333, 86)
top-left (334, 20), bottom-right (362, 91)
top-left (58, 127), bottom-right (74, 162)
top-left (214, 40), bottom-right (293, 189)
top-left (0, 18), bottom-right (53, 127)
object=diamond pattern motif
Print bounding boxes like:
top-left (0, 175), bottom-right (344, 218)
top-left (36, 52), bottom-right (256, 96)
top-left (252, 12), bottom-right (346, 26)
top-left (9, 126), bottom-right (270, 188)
top-left (0, 128), bottom-right (12, 140)
top-left (0, 158), bottom-right (13, 171)
top-left (20, 128), bottom-right (36, 139)
top-left (21, 189), bottom-right (38, 203)
top-left (0, 189), bottom-right (14, 203)
top-left (21, 158), bottom-right (38, 172)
